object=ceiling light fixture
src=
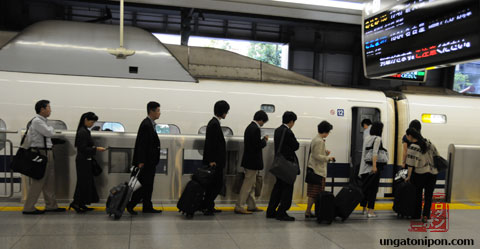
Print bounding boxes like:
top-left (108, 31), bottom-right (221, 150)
top-left (273, 0), bottom-right (364, 10)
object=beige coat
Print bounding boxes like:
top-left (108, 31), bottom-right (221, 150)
top-left (307, 134), bottom-right (329, 177)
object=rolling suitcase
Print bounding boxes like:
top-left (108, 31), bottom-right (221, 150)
top-left (334, 184), bottom-right (364, 221)
top-left (393, 180), bottom-right (417, 218)
top-left (177, 180), bottom-right (206, 219)
top-left (315, 191), bottom-right (335, 224)
top-left (106, 168), bottom-right (141, 220)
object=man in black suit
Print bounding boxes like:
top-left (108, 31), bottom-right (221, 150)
top-left (202, 100), bottom-right (230, 215)
top-left (266, 111), bottom-right (299, 221)
top-left (127, 101), bottom-right (162, 214)
top-left (235, 110), bottom-right (269, 214)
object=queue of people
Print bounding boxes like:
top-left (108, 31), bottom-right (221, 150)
top-left (20, 99), bottom-right (439, 224)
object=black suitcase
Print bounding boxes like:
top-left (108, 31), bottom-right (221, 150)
top-left (177, 180), bottom-right (205, 218)
top-left (106, 168), bottom-right (141, 220)
top-left (315, 191), bottom-right (335, 224)
top-left (393, 180), bottom-right (417, 218)
top-left (334, 184), bottom-right (364, 221)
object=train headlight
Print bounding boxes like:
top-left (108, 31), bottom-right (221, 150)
top-left (421, 114), bottom-right (446, 124)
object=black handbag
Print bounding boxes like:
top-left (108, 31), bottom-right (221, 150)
top-left (433, 155), bottom-right (448, 172)
top-left (305, 167), bottom-right (323, 185)
top-left (269, 128), bottom-right (298, 185)
top-left (10, 122), bottom-right (47, 180)
top-left (91, 158), bottom-right (103, 176)
top-left (192, 165), bottom-right (215, 187)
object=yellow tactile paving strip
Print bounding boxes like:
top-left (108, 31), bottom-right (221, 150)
top-left (1, 202), bottom-right (479, 212)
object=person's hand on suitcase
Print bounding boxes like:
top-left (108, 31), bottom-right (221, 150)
top-left (138, 163), bottom-right (144, 168)
top-left (209, 162), bottom-right (216, 167)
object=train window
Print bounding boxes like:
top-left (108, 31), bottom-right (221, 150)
top-left (155, 124), bottom-right (180, 134)
top-left (155, 149), bottom-right (168, 174)
top-left (421, 114), bottom-right (447, 124)
top-left (261, 104), bottom-right (275, 113)
top-left (198, 126), bottom-right (234, 136)
top-left (260, 128), bottom-right (274, 138)
top-left (46, 120), bottom-right (67, 130)
top-left (182, 149), bottom-right (204, 174)
top-left (93, 121), bottom-right (125, 132)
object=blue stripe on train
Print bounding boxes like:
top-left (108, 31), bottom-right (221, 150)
top-left (325, 163), bottom-right (445, 188)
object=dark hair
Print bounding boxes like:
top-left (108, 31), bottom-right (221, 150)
top-left (282, 111), bottom-right (297, 124)
top-left (147, 101), bottom-right (160, 114)
top-left (408, 119), bottom-right (422, 132)
top-left (369, 121), bottom-right (384, 137)
top-left (35, 100), bottom-right (50, 114)
top-left (253, 110), bottom-right (269, 122)
top-left (75, 112), bottom-right (99, 147)
top-left (214, 100), bottom-right (230, 117)
top-left (361, 119), bottom-right (372, 127)
top-left (406, 127), bottom-right (427, 153)
top-left (318, 121), bottom-right (333, 134)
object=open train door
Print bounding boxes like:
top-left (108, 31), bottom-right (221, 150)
top-left (350, 107), bottom-right (380, 181)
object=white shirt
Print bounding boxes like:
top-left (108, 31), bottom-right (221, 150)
top-left (359, 125), bottom-right (371, 176)
top-left (253, 120), bottom-right (261, 128)
top-left (27, 114), bottom-right (54, 148)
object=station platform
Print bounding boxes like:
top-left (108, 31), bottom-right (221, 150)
top-left (0, 202), bottom-right (478, 249)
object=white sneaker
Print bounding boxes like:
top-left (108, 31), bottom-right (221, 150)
top-left (367, 213), bottom-right (377, 218)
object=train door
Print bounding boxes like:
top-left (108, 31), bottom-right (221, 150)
top-left (351, 107), bottom-right (380, 177)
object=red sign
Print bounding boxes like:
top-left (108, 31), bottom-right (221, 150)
top-left (409, 193), bottom-right (449, 232)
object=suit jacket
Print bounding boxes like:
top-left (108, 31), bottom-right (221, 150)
top-left (75, 126), bottom-right (97, 161)
top-left (241, 122), bottom-right (267, 170)
top-left (274, 125), bottom-right (299, 164)
top-left (202, 117), bottom-right (226, 168)
top-left (132, 117), bottom-right (161, 170)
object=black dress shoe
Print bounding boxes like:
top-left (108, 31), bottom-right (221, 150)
top-left (212, 208), bottom-right (222, 213)
top-left (126, 207), bottom-right (138, 215)
top-left (143, 208), bottom-right (162, 213)
top-left (45, 208), bottom-right (66, 212)
top-left (22, 209), bottom-right (45, 215)
top-left (266, 212), bottom-right (277, 218)
top-left (276, 215), bottom-right (295, 221)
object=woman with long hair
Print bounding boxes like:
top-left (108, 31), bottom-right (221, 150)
top-left (70, 112), bottom-right (106, 212)
top-left (405, 127), bottom-right (438, 223)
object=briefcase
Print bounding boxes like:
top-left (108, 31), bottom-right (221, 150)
top-left (11, 148), bottom-right (47, 180)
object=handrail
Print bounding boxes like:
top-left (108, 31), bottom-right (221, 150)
top-left (1, 139), bottom-right (15, 198)
top-left (0, 130), bottom-right (18, 134)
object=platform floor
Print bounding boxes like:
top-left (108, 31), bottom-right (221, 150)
top-left (0, 205), bottom-right (478, 249)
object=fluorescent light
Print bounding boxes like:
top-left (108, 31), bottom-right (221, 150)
top-left (273, 0), bottom-right (364, 10)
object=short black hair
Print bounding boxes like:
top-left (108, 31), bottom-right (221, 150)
top-left (408, 119), bottom-right (421, 132)
top-left (147, 101), bottom-right (160, 114)
top-left (370, 121), bottom-right (384, 137)
top-left (318, 121), bottom-right (333, 134)
top-left (35, 100), bottom-right (50, 114)
top-left (253, 110), bottom-right (268, 122)
top-left (282, 111), bottom-right (297, 124)
top-left (214, 100), bottom-right (230, 116)
top-left (361, 119), bottom-right (372, 127)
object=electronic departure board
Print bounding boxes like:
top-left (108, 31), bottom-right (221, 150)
top-left (363, 0), bottom-right (480, 78)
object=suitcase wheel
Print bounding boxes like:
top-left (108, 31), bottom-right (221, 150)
top-left (114, 214), bottom-right (121, 220)
top-left (186, 213), bottom-right (194, 219)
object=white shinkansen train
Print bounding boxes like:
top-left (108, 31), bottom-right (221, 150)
top-left (1, 21), bottom-right (479, 202)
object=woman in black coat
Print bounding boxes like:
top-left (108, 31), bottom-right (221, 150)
top-left (69, 112), bottom-right (106, 213)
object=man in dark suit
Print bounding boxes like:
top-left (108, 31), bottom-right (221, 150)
top-left (235, 110), bottom-right (269, 214)
top-left (202, 100), bottom-right (230, 215)
top-left (127, 101), bottom-right (162, 214)
top-left (266, 111), bottom-right (299, 221)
